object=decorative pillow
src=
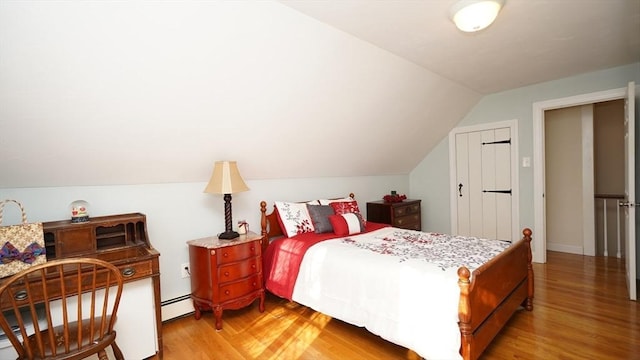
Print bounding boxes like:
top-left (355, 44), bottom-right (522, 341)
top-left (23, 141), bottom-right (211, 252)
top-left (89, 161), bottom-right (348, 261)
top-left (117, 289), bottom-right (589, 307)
top-left (318, 197), bottom-right (353, 206)
top-left (306, 204), bottom-right (335, 234)
top-left (329, 200), bottom-right (361, 215)
top-left (329, 213), bottom-right (365, 236)
top-left (275, 201), bottom-right (315, 237)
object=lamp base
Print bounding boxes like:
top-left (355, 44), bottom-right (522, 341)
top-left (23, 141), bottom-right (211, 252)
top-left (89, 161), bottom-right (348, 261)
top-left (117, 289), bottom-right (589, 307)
top-left (218, 231), bottom-right (240, 240)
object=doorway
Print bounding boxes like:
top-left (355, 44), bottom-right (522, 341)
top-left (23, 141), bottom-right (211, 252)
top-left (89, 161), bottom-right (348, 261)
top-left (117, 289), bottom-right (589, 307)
top-left (544, 101), bottom-right (625, 256)
top-left (533, 86), bottom-right (630, 264)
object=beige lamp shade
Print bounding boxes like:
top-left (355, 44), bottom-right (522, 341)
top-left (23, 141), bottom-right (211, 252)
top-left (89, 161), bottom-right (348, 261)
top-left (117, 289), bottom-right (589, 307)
top-left (204, 161), bottom-right (249, 194)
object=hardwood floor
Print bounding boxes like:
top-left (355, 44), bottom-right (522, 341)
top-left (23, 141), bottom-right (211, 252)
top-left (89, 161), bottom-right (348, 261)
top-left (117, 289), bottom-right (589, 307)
top-left (156, 252), bottom-right (639, 359)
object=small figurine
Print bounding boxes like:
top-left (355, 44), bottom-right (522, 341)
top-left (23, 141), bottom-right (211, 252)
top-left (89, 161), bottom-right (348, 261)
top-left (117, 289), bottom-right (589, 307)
top-left (237, 220), bottom-right (249, 235)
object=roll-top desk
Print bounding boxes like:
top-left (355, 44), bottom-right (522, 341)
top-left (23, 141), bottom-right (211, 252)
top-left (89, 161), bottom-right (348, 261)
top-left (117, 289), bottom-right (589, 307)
top-left (0, 213), bottom-right (163, 359)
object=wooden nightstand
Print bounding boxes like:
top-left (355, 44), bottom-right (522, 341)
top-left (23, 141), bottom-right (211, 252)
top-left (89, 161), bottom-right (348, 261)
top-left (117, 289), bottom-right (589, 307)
top-left (187, 232), bottom-right (265, 330)
top-left (366, 199), bottom-right (422, 230)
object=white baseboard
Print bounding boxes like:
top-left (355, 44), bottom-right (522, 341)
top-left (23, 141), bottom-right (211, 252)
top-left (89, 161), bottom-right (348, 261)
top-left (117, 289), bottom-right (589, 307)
top-left (161, 295), bottom-right (194, 322)
top-left (547, 242), bottom-right (583, 255)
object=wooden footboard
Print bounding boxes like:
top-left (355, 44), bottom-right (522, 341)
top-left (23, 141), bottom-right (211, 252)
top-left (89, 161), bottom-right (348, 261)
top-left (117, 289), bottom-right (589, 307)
top-left (457, 228), bottom-right (534, 360)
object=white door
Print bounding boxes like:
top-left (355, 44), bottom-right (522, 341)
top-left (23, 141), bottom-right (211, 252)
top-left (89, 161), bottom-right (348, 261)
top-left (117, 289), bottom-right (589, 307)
top-left (449, 120), bottom-right (519, 242)
top-left (623, 81), bottom-right (637, 301)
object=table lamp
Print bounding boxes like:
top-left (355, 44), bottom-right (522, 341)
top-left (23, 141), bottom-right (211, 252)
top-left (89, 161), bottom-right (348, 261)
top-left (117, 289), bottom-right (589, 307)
top-left (204, 161), bottom-right (249, 239)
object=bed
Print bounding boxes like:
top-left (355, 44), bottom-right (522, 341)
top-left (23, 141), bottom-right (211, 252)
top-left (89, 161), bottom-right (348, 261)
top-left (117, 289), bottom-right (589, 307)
top-left (259, 194), bottom-right (533, 360)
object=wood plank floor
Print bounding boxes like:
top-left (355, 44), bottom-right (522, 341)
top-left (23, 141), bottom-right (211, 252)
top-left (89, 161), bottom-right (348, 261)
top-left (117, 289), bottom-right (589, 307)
top-left (154, 251), bottom-right (639, 359)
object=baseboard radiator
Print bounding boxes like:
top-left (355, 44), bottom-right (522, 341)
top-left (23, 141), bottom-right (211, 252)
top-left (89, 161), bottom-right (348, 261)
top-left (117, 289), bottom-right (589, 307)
top-left (161, 295), bottom-right (194, 322)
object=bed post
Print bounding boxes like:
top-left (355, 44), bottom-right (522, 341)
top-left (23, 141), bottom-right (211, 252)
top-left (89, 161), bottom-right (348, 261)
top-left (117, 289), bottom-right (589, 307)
top-left (523, 228), bottom-right (534, 311)
top-left (458, 266), bottom-right (472, 360)
top-left (260, 201), bottom-right (268, 252)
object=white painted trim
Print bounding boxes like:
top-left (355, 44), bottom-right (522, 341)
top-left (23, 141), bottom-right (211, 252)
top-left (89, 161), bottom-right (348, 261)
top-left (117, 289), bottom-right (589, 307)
top-left (449, 119), bottom-right (520, 242)
top-left (511, 120), bottom-right (520, 243)
top-left (449, 131), bottom-right (458, 235)
top-left (547, 242), bottom-right (584, 255)
top-left (533, 87), bottom-right (627, 263)
top-left (582, 105), bottom-right (596, 256)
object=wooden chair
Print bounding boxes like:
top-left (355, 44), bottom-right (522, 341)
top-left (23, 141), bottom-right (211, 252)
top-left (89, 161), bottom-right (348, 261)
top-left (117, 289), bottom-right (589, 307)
top-left (0, 258), bottom-right (124, 360)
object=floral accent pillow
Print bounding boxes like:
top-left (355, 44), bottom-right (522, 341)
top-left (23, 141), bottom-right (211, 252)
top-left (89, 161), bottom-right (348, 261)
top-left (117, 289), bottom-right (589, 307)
top-left (329, 213), bottom-right (365, 236)
top-left (329, 200), bottom-right (361, 215)
top-left (275, 201), bottom-right (315, 237)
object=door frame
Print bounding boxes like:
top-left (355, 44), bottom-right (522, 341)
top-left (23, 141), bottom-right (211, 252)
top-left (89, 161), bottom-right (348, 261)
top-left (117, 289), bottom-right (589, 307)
top-left (533, 87), bottom-right (628, 263)
top-left (623, 81), bottom-right (636, 300)
top-left (449, 119), bottom-right (520, 242)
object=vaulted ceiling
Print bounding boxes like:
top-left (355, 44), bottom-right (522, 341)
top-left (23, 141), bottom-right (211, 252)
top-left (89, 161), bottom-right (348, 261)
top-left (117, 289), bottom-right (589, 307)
top-left (1, 1), bottom-right (638, 188)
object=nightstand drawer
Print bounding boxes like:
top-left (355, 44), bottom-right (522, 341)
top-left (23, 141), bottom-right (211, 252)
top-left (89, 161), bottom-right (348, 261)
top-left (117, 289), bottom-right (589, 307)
top-left (219, 256), bottom-right (261, 283)
top-left (219, 274), bottom-right (262, 303)
top-left (217, 241), bottom-right (260, 264)
top-left (393, 214), bottom-right (420, 227)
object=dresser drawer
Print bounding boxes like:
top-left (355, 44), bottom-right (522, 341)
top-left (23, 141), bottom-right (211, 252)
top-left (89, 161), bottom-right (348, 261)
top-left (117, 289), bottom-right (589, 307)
top-left (394, 216), bottom-right (421, 230)
top-left (0, 259), bottom-right (154, 310)
top-left (218, 274), bottom-right (262, 303)
top-left (393, 203), bottom-right (420, 217)
top-left (218, 256), bottom-right (261, 283)
top-left (216, 241), bottom-right (260, 264)
top-left (393, 213), bottom-right (420, 226)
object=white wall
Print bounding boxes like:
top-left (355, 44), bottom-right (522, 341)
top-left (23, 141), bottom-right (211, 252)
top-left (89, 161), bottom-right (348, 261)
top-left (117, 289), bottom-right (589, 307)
top-left (545, 106), bottom-right (584, 253)
top-left (0, 175), bottom-right (408, 305)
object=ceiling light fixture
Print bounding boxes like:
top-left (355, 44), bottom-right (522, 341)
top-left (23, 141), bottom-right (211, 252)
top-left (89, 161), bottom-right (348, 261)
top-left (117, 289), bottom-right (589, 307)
top-left (450, 0), bottom-right (505, 32)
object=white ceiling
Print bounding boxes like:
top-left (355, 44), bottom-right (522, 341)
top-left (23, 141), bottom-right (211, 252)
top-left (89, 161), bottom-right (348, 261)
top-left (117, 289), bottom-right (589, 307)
top-left (280, 0), bottom-right (640, 94)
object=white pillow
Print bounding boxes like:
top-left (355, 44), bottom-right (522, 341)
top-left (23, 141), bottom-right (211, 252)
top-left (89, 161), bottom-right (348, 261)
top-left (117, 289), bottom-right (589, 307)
top-left (318, 197), bottom-right (353, 205)
top-left (275, 201), bottom-right (315, 237)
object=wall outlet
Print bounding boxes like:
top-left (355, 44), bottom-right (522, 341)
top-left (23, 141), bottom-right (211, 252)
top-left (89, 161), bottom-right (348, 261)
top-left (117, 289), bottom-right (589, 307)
top-left (181, 262), bottom-right (190, 278)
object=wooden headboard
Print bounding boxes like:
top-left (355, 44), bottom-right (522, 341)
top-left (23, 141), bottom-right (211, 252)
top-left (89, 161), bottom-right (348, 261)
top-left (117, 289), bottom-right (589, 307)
top-left (259, 193), bottom-right (355, 250)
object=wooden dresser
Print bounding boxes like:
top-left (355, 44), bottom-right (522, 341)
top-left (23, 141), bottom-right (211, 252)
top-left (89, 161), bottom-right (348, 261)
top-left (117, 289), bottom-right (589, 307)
top-left (3, 213), bottom-right (164, 359)
top-left (187, 232), bottom-right (265, 330)
top-left (366, 199), bottom-right (422, 230)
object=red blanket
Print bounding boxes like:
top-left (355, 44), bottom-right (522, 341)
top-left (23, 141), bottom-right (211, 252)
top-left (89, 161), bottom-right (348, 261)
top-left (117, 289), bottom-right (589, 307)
top-left (263, 222), bottom-right (389, 300)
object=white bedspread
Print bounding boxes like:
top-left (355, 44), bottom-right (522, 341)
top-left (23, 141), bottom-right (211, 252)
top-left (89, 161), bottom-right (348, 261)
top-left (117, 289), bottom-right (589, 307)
top-left (291, 227), bottom-right (512, 360)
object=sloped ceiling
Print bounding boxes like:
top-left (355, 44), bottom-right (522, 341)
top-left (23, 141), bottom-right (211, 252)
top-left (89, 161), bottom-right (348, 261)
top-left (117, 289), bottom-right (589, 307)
top-left (0, 1), bottom-right (638, 189)
top-left (280, 0), bottom-right (640, 95)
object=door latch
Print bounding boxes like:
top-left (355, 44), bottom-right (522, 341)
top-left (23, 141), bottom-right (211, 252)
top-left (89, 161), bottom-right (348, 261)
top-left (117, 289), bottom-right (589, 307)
top-left (619, 201), bottom-right (640, 207)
